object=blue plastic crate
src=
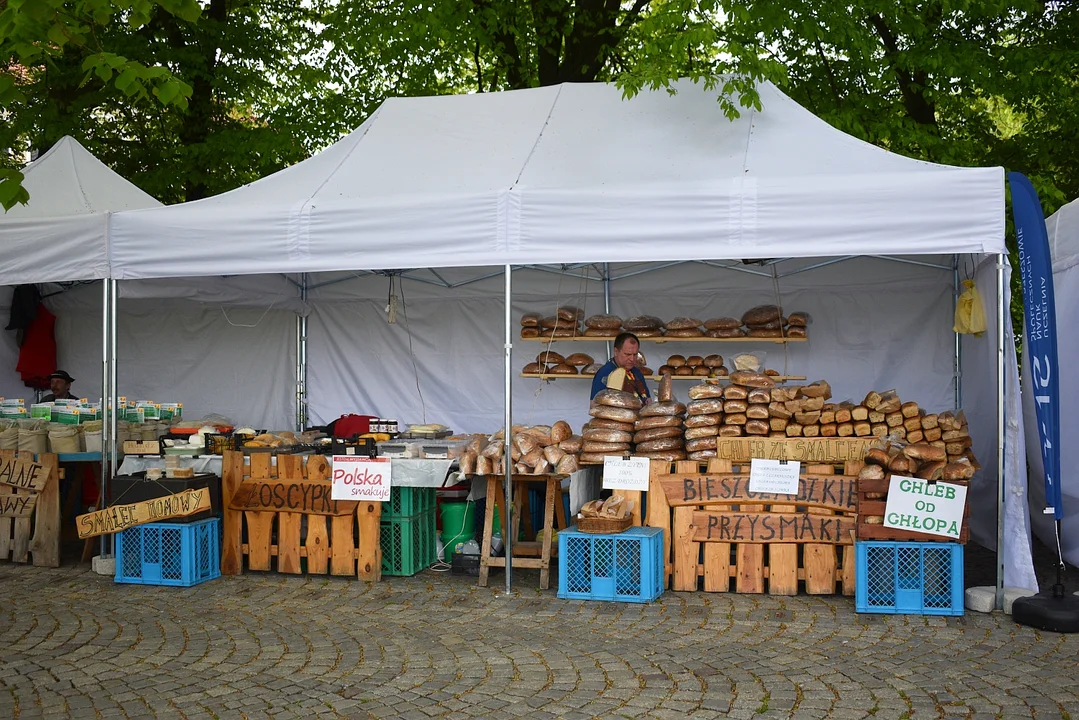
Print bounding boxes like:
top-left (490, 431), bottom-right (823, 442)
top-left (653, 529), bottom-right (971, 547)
top-left (856, 541), bottom-right (964, 616)
top-left (558, 526), bottom-right (664, 603)
top-left (115, 518), bottom-right (221, 587)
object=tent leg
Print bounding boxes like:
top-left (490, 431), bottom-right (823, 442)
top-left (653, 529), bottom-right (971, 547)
top-left (504, 264), bottom-right (513, 594)
top-left (99, 279), bottom-right (111, 559)
top-left (996, 255), bottom-right (1006, 612)
top-left (297, 273), bottom-right (308, 432)
top-left (603, 263), bottom-right (612, 360)
top-left (953, 255), bottom-right (962, 409)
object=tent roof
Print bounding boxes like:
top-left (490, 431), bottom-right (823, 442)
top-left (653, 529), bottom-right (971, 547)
top-left (110, 80), bottom-right (1006, 280)
top-left (0, 136), bottom-right (162, 285)
top-left (1047, 197), bottom-right (1079, 274)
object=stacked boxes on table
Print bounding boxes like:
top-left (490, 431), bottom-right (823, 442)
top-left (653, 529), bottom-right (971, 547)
top-left (380, 487), bottom-right (437, 576)
top-left (558, 526), bottom-right (664, 603)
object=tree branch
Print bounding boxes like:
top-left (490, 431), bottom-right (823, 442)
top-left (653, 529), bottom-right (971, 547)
top-left (866, 12), bottom-right (937, 127)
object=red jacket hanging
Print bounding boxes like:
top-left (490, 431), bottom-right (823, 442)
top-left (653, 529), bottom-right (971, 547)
top-left (16, 303), bottom-right (57, 390)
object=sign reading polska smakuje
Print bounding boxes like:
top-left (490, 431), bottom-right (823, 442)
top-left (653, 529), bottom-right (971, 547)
top-left (883, 476), bottom-right (967, 539)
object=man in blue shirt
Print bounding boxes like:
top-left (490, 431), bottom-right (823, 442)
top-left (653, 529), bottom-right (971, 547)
top-left (590, 332), bottom-right (651, 404)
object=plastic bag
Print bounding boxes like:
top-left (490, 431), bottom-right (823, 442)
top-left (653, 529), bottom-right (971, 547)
top-left (953, 279), bottom-right (986, 336)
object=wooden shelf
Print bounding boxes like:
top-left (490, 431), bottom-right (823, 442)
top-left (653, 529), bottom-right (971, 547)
top-left (520, 335), bottom-right (806, 344)
top-left (520, 373), bottom-right (806, 383)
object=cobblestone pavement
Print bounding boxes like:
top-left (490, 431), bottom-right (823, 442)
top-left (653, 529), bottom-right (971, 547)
top-left (2, 564), bottom-right (1077, 720)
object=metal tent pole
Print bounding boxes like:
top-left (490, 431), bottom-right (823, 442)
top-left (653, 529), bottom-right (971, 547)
top-left (603, 262), bottom-right (612, 360)
top-left (504, 264), bottom-right (513, 593)
top-left (99, 279), bottom-right (111, 558)
top-left (108, 278), bottom-right (119, 557)
top-left (954, 256), bottom-right (962, 409)
top-left (297, 274), bottom-right (308, 432)
top-left (996, 255), bottom-right (1007, 611)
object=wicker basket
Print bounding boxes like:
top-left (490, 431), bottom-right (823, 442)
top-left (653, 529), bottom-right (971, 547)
top-left (575, 515), bottom-right (633, 534)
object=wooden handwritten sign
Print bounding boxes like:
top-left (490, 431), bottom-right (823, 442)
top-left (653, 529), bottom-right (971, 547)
top-left (692, 511), bottom-right (856, 544)
top-left (715, 437), bottom-right (871, 463)
top-left (0, 489), bottom-right (37, 518)
top-left (0, 456), bottom-right (49, 492)
top-left (662, 474), bottom-right (858, 513)
top-left (77, 488), bottom-right (211, 539)
top-left (229, 479), bottom-right (357, 516)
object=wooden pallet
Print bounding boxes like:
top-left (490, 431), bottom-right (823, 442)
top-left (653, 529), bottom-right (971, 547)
top-left (856, 475), bottom-right (971, 543)
top-left (221, 451), bottom-right (382, 579)
top-left (647, 458), bottom-right (859, 596)
top-left (0, 450), bottom-right (60, 568)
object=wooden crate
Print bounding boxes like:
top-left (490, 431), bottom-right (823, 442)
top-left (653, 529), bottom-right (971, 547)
top-left (0, 450), bottom-right (60, 567)
top-left (221, 451), bottom-right (382, 579)
top-left (647, 457), bottom-right (859, 596)
top-left (856, 476), bottom-right (971, 544)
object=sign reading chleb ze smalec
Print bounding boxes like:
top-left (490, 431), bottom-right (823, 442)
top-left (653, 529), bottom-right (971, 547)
top-left (331, 456), bottom-right (391, 501)
top-left (602, 456), bottom-right (649, 491)
top-left (748, 458), bottom-right (801, 495)
top-left (76, 488), bottom-right (211, 539)
top-left (883, 476), bottom-right (967, 539)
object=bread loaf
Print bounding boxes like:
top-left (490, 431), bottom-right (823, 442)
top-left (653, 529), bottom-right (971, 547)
top-left (684, 425), bottom-right (720, 440)
top-left (729, 370), bottom-right (775, 388)
top-left (687, 450), bottom-right (718, 461)
top-left (555, 454), bottom-right (579, 474)
top-left (551, 420), bottom-right (572, 444)
top-left (704, 317), bottom-right (742, 330)
top-left (557, 306), bottom-right (584, 322)
top-left (903, 443), bottom-right (947, 462)
top-left (636, 415), bottom-right (683, 430)
top-left (786, 326), bottom-right (807, 338)
top-left (667, 354), bottom-right (687, 368)
top-left (724, 413), bottom-right (748, 425)
top-left (520, 327), bottom-right (540, 338)
top-left (667, 328), bottom-right (704, 337)
top-left (704, 354), bottom-right (724, 368)
top-left (639, 401), bottom-right (686, 417)
top-left (584, 327), bottom-right (614, 337)
top-left (636, 436), bottom-right (684, 452)
top-left (916, 461), bottom-right (945, 481)
top-left (558, 436), bottom-right (583, 454)
top-left (724, 385), bottom-right (748, 400)
top-left (665, 317), bottom-right (703, 330)
top-left (741, 305), bottom-right (781, 325)
top-left (746, 318), bottom-right (784, 330)
top-left (564, 353), bottom-right (594, 367)
top-left (746, 388), bottom-right (771, 404)
top-left (712, 365), bottom-right (729, 376)
top-left (685, 355), bottom-right (705, 367)
top-left (770, 418), bottom-right (789, 431)
top-left (688, 383), bottom-right (724, 399)
top-left (584, 314), bottom-right (622, 330)
top-left (581, 363), bottom-right (602, 375)
top-left (581, 441), bottom-right (631, 453)
top-left (942, 459), bottom-right (975, 481)
top-left (718, 426), bottom-right (743, 437)
top-left (634, 328), bottom-right (663, 337)
top-left (657, 374), bottom-right (673, 402)
top-left (787, 312), bottom-right (808, 327)
top-left (538, 316), bottom-right (561, 329)
top-left (723, 399), bottom-right (748, 414)
top-left (864, 448), bottom-right (890, 467)
top-left (585, 418), bottom-right (636, 432)
top-left (706, 327), bottom-right (746, 338)
top-left (593, 389), bottom-right (643, 409)
top-left (746, 404), bottom-right (770, 420)
top-left (520, 313), bottom-right (541, 327)
top-left (459, 452), bottom-right (475, 475)
top-left (745, 419), bottom-right (769, 435)
top-left (634, 426), bottom-right (683, 443)
top-left (888, 455), bottom-right (915, 474)
top-left (687, 398), bottom-right (724, 416)
top-left (542, 327), bottom-right (580, 338)
top-left (623, 315), bottom-right (663, 331)
top-left (547, 363), bottom-right (578, 375)
top-left (684, 413), bottom-right (722, 428)
top-left (639, 449), bottom-right (688, 462)
top-left (859, 464), bottom-right (885, 480)
top-left (685, 436), bottom-right (718, 452)
top-left (692, 366), bottom-right (710, 376)
top-left (801, 381), bottom-right (831, 399)
top-left (583, 427), bottom-right (633, 444)
top-left (748, 328), bottom-right (784, 338)
top-left (674, 366), bottom-right (693, 376)
top-left (522, 362), bottom-right (542, 374)
top-left (588, 405), bottom-right (638, 423)
top-left (536, 350), bottom-right (565, 365)
top-left (656, 365), bottom-right (674, 376)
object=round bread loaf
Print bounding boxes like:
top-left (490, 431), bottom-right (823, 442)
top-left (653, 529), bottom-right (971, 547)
top-left (623, 315), bottom-right (663, 331)
top-left (564, 353), bottom-right (595, 367)
top-left (665, 317), bottom-right (703, 330)
top-left (539, 316), bottom-right (560, 329)
top-left (685, 436), bottom-right (718, 452)
top-left (706, 327), bottom-right (746, 338)
top-left (657, 365), bottom-right (674, 375)
top-left (588, 405), bottom-right (638, 423)
top-left (667, 354), bottom-right (687, 368)
top-left (688, 383), bottom-right (724, 399)
top-left (557, 306), bottom-right (584, 322)
top-left (686, 355), bottom-right (704, 367)
top-left (634, 426), bottom-right (683, 443)
top-left (745, 318), bottom-right (784, 330)
top-left (547, 363), bottom-right (578, 375)
top-left (684, 413), bottom-right (722, 428)
top-left (685, 425), bottom-right (720, 440)
top-left (581, 363), bottom-right (603, 375)
top-left (520, 313), bottom-right (540, 327)
top-left (713, 365), bottom-right (729, 376)
top-left (636, 436), bottom-right (684, 452)
top-left (593, 389), bottom-right (643, 409)
top-left (634, 328), bottom-right (664, 337)
top-left (542, 327), bottom-right (580, 338)
top-left (638, 401), bottom-right (686, 417)
top-left (665, 328), bottom-right (705, 337)
top-left (674, 366), bottom-right (693, 376)
top-left (638, 366), bottom-right (653, 376)
top-left (536, 350), bottom-right (565, 364)
top-left (584, 327), bottom-right (615, 337)
top-left (741, 305), bottom-right (781, 325)
top-left (635, 415), bottom-right (683, 430)
top-left (520, 327), bottom-right (540, 338)
top-left (787, 326), bottom-right (807, 338)
top-left (522, 362), bottom-right (542, 374)
top-left (704, 354), bottom-right (724, 368)
top-left (704, 317), bottom-right (742, 330)
top-left (748, 328), bottom-right (784, 338)
top-left (584, 314), bottom-right (623, 330)
top-left (582, 428), bottom-right (633, 444)
top-left (688, 450), bottom-right (718, 460)
top-left (585, 418), bottom-right (636, 431)
top-left (787, 312), bottom-right (809, 327)
top-left (692, 366), bottom-right (710, 376)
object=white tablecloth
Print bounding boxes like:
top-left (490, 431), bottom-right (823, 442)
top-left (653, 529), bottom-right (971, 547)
top-left (116, 455), bottom-right (456, 487)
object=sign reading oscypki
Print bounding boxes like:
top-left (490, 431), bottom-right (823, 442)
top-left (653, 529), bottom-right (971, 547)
top-left (331, 456), bottom-right (391, 501)
top-left (883, 476), bottom-right (967, 539)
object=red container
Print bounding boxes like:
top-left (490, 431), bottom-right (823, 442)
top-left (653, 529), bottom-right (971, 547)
top-left (333, 414), bottom-right (377, 438)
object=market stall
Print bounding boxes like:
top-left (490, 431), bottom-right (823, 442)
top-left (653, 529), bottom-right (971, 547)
top-left (105, 79), bottom-right (1031, 595)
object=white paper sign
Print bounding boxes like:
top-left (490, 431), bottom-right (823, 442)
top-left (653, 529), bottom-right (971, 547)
top-left (748, 458), bottom-right (801, 495)
top-left (602, 456), bottom-right (650, 491)
top-left (331, 456), bottom-right (392, 501)
top-left (883, 476), bottom-right (967, 539)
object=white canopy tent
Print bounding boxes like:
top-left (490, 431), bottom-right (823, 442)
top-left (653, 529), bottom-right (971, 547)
top-left (1024, 197), bottom-right (1079, 568)
top-left (104, 79), bottom-right (1031, 593)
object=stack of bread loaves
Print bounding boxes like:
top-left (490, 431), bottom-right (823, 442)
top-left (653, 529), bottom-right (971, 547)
top-left (459, 422), bottom-right (581, 476)
top-left (633, 374), bottom-right (687, 461)
top-left (583, 314), bottom-right (623, 337)
top-left (658, 353), bottom-right (727, 377)
top-left (860, 436), bottom-right (977, 525)
top-left (581, 389), bottom-right (641, 463)
top-left (520, 307), bottom-right (584, 339)
top-left (522, 350), bottom-right (595, 376)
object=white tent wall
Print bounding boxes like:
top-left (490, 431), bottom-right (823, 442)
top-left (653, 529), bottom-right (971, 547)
top-left (45, 284), bottom-right (297, 430)
top-left (1024, 197), bottom-right (1079, 568)
top-left (309, 257), bottom-right (958, 433)
top-left (961, 257), bottom-right (1037, 590)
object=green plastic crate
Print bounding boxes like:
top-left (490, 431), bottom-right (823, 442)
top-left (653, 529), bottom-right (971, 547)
top-left (380, 509), bottom-right (436, 576)
top-left (382, 487), bottom-right (436, 519)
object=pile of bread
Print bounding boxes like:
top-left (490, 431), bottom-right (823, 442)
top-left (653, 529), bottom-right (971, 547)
top-left (518, 305), bottom-right (809, 340)
top-left (523, 350), bottom-right (603, 376)
top-left (860, 438), bottom-right (977, 525)
top-left (241, 429), bottom-right (321, 448)
top-left (579, 495), bottom-right (633, 521)
top-left (458, 422), bottom-right (582, 476)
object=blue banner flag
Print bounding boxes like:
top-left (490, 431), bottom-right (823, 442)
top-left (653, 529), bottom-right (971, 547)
top-left (1008, 172), bottom-right (1062, 519)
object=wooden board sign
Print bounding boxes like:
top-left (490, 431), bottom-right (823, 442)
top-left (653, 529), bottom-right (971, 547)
top-left (122, 440), bottom-right (162, 455)
top-left (692, 511), bottom-right (856, 544)
top-left (662, 474), bottom-right (858, 513)
top-left (0, 488), bottom-right (37, 518)
top-left (229, 479), bottom-right (357, 516)
top-left (0, 456), bottom-right (49, 492)
top-left (77, 488), bottom-right (211, 539)
top-left (715, 437), bottom-right (872, 463)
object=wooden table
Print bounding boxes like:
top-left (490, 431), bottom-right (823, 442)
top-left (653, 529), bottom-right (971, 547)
top-left (477, 474), bottom-right (569, 590)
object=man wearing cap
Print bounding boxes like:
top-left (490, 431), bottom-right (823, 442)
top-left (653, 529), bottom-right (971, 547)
top-left (41, 370), bottom-right (76, 402)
